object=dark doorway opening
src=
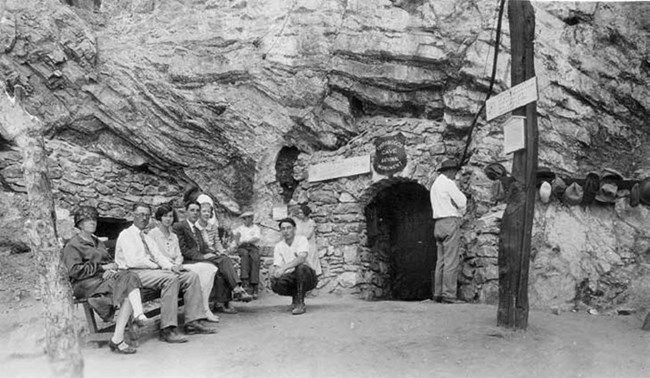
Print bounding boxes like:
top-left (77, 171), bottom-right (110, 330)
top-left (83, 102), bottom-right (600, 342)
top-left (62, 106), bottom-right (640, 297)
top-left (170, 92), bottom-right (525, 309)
top-left (275, 146), bottom-right (301, 203)
top-left (365, 181), bottom-right (436, 300)
top-left (96, 217), bottom-right (131, 256)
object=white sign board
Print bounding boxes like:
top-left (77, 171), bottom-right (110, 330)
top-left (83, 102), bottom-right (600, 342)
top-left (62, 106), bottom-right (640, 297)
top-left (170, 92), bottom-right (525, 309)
top-left (503, 116), bottom-right (526, 154)
top-left (308, 155), bottom-right (371, 183)
top-left (486, 77), bottom-right (538, 121)
top-left (272, 205), bottom-right (288, 220)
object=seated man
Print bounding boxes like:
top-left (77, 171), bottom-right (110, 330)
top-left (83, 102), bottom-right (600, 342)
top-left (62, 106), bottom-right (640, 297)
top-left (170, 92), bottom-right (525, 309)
top-left (271, 218), bottom-right (318, 315)
top-left (232, 211), bottom-right (262, 299)
top-left (173, 201), bottom-right (251, 315)
top-left (115, 203), bottom-right (217, 343)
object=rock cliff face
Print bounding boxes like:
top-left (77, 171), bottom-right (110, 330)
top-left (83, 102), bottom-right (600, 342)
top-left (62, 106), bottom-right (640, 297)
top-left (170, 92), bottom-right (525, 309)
top-left (0, 0), bottom-right (648, 310)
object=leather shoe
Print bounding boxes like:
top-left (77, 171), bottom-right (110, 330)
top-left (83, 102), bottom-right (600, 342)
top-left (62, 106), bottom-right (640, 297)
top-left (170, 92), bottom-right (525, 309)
top-left (292, 304), bottom-right (306, 315)
top-left (108, 339), bottom-right (136, 354)
top-left (433, 296), bottom-right (443, 303)
top-left (214, 303), bottom-right (238, 314)
top-left (204, 312), bottom-right (220, 323)
top-left (184, 321), bottom-right (217, 335)
top-left (159, 327), bottom-right (188, 343)
top-left (233, 286), bottom-right (253, 303)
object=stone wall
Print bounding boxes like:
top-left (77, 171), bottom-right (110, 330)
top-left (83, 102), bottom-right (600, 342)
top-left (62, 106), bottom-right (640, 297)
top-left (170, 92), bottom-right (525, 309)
top-left (272, 115), bottom-right (650, 312)
top-left (0, 139), bottom-right (183, 247)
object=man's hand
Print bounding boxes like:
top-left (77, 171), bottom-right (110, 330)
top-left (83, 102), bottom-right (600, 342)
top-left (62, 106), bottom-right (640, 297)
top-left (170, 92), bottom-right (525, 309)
top-left (272, 266), bottom-right (284, 279)
top-left (170, 265), bottom-right (183, 274)
top-left (101, 262), bottom-right (117, 271)
top-left (203, 253), bottom-right (217, 259)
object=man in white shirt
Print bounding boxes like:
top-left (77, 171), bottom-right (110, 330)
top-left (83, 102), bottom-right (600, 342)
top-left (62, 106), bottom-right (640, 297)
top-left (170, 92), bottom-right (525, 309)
top-left (430, 159), bottom-right (467, 304)
top-left (271, 218), bottom-right (318, 315)
top-left (115, 203), bottom-right (217, 343)
top-left (233, 211), bottom-right (262, 298)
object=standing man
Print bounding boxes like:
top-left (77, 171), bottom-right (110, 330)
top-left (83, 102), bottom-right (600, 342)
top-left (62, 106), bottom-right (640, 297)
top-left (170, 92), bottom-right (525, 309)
top-left (271, 218), bottom-right (318, 315)
top-left (233, 211), bottom-right (262, 299)
top-left (115, 203), bottom-right (216, 343)
top-left (173, 201), bottom-right (251, 315)
top-left (430, 159), bottom-right (467, 304)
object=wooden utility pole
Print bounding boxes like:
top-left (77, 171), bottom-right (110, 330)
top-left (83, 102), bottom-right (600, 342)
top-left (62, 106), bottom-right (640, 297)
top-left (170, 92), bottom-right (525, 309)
top-left (1, 85), bottom-right (84, 378)
top-left (497, 0), bottom-right (538, 330)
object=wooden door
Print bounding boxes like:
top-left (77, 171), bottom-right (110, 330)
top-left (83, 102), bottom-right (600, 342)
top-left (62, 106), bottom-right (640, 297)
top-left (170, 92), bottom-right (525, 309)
top-left (388, 183), bottom-right (437, 300)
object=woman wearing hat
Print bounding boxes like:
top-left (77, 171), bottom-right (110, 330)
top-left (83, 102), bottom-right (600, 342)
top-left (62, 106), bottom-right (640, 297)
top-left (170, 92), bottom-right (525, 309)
top-left (63, 206), bottom-right (147, 354)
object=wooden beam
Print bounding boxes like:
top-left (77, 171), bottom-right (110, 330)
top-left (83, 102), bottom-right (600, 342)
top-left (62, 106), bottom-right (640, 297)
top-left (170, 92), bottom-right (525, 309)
top-left (497, 0), bottom-right (538, 330)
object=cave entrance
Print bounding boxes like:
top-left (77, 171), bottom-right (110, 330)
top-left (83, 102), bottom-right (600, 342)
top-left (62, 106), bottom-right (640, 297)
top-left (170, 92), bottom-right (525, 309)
top-left (95, 217), bottom-right (131, 256)
top-left (365, 181), bottom-right (436, 300)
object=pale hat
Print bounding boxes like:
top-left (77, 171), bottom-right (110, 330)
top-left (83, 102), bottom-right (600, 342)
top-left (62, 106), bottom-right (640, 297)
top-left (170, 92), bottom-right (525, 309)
top-left (196, 194), bottom-right (214, 207)
top-left (539, 181), bottom-right (552, 203)
top-left (563, 182), bottom-right (583, 206)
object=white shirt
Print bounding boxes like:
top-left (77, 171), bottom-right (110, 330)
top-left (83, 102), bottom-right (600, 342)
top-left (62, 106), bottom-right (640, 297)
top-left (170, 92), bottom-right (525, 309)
top-left (234, 224), bottom-right (261, 245)
top-left (115, 225), bottom-right (173, 270)
top-left (430, 173), bottom-right (467, 219)
top-left (273, 235), bottom-right (310, 274)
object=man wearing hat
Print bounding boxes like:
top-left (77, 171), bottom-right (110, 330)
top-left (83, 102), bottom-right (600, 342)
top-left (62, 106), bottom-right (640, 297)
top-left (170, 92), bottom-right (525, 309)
top-left (233, 211), bottom-right (262, 299)
top-left (173, 201), bottom-right (252, 315)
top-left (430, 159), bottom-right (467, 304)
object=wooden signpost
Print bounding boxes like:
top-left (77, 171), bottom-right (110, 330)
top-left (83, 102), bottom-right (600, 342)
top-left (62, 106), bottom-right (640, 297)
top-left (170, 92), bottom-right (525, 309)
top-left (497, 0), bottom-right (538, 330)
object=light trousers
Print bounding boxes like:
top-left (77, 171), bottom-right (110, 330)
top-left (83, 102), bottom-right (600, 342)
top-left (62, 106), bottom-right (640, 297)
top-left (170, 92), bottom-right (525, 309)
top-left (434, 217), bottom-right (462, 300)
top-left (132, 269), bottom-right (205, 329)
top-left (183, 262), bottom-right (218, 315)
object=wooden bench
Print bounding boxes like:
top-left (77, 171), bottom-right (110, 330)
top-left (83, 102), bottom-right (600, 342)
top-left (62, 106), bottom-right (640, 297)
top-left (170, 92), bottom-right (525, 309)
top-left (74, 289), bottom-right (183, 344)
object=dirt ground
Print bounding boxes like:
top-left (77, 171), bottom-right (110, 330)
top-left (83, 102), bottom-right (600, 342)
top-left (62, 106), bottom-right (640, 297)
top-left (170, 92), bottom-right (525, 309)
top-left (1, 253), bottom-right (649, 378)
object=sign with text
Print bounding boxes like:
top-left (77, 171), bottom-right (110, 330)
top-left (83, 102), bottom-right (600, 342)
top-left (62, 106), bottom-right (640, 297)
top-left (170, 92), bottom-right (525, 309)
top-left (308, 155), bottom-right (371, 183)
top-left (373, 133), bottom-right (407, 176)
top-left (503, 116), bottom-right (526, 154)
top-left (486, 77), bottom-right (538, 121)
top-left (272, 205), bottom-right (288, 220)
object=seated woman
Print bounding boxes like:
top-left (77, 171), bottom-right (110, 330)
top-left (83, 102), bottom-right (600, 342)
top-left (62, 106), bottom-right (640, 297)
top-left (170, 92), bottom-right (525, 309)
top-left (63, 206), bottom-right (147, 354)
top-left (148, 203), bottom-right (221, 323)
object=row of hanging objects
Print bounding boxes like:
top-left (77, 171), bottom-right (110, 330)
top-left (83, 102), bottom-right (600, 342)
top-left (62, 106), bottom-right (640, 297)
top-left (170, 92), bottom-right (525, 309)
top-left (483, 163), bottom-right (650, 207)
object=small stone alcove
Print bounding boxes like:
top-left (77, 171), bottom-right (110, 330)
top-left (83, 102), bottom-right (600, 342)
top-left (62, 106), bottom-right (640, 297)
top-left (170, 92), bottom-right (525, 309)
top-left (95, 217), bottom-right (131, 255)
top-left (364, 180), bottom-right (436, 300)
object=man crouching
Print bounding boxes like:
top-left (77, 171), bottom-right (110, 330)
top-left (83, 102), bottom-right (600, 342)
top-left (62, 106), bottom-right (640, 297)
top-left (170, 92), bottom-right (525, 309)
top-left (271, 218), bottom-right (318, 315)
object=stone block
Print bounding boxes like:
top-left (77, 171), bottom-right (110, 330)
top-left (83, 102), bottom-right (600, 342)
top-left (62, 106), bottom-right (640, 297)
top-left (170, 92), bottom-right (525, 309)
top-left (337, 272), bottom-right (357, 288)
top-left (339, 192), bottom-right (356, 203)
top-left (309, 189), bottom-right (339, 204)
top-left (333, 203), bottom-right (362, 215)
top-left (330, 233), bottom-right (360, 246)
top-left (342, 245), bottom-right (357, 264)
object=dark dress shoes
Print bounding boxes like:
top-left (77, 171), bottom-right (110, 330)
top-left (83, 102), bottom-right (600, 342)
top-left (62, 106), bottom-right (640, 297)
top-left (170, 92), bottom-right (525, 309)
top-left (184, 321), bottom-right (218, 335)
top-left (159, 327), bottom-right (189, 343)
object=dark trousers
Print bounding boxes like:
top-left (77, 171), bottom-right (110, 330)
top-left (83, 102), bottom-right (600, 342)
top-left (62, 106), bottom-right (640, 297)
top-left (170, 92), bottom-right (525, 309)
top-left (205, 255), bottom-right (240, 304)
top-left (238, 244), bottom-right (260, 285)
top-left (271, 264), bottom-right (317, 298)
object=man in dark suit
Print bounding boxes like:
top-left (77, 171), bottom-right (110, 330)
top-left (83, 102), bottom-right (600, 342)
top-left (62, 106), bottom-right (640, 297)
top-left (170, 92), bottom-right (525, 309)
top-left (173, 201), bottom-right (251, 314)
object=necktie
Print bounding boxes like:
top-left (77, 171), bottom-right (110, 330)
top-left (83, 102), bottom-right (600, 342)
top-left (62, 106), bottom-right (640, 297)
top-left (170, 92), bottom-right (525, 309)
top-left (193, 226), bottom-right (206, 253)
top-left (139, 231), bottom-right (157, 265)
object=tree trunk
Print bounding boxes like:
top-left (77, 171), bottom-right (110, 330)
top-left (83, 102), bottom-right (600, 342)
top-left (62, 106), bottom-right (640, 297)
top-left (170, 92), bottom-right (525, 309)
top-left (1, 85), bottom-right (84, 378)
top-left (497, 0), bottom-right (538, 330)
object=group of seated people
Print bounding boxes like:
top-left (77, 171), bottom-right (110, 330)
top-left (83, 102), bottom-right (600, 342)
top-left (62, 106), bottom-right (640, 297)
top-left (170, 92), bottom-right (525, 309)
top-left (62, 198), bottom-right (321, 355)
